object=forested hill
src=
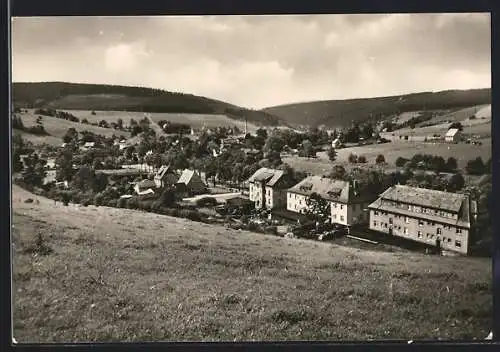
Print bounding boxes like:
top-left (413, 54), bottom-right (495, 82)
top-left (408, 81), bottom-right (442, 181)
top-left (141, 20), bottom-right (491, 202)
top-left (12, 82), bottom-right (284, 126)
top-left (261, 88), bottom-right (491, 128)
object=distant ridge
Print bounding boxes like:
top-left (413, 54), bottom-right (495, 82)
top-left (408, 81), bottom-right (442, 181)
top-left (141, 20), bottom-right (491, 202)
top-left (261, 88), bottom-right (491, 128)
top-left (12, 82), bottom-right (285, 127)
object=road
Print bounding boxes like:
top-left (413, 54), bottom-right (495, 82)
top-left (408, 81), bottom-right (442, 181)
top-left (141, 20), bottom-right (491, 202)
top-left (183, 192), bottom-right (245, 203)
top-left (145, 113), bottom-right (167, 137)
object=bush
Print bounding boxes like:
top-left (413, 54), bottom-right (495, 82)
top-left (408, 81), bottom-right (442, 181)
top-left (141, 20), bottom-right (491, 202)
top-left (94, 194), bottom-right (104, 206)
top-left (138, 200), bottom-right (153, 212)
top-left (195, 196), bottom-right (218, 207)
top-left (376, 154), bottom-right (386, 164)
top-left (107, 199), bottom-right (117, 207)
top-left (126, 198), bottom-right (139, 209)
top-left (164, 208), bottom-right (180, 217)
top-left (264, 225), bottom-right (278, 235)
top-left (179, 209), bottom-right (202, 222)
top-left (348, 153), bottom-right (358, 164)
top-left (357, 155), bottom-right (367, 163)
top-left (396, 157), bottom-right (409, 167)
top-left (117, 197), bottom-right (128, 208)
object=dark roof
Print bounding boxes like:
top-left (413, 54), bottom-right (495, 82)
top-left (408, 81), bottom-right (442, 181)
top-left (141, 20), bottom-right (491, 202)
top-left (368, 198), bottom-right (471, 228)
top-left (376, 185), bottom-right (466, 212)
top-left (136, 179), bottom-right (156, 188)
top-left (287, 176), bottom-right (367, 203)
top-left (247, 168), bottom-right (286, 187)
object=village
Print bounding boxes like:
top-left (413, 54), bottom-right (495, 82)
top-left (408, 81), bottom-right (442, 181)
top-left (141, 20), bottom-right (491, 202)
top-left (12, 106), bottom-right (491, 257)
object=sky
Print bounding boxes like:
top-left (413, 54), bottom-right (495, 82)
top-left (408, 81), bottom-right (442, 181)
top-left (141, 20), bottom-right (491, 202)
top-left (11, 14), bottom-right (491, 109)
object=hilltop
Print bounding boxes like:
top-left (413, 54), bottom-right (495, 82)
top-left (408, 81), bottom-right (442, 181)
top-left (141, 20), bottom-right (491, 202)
top-left (12, 82), bottom-right (284, 127)
top-left (261, 88), bottom-right (491, 128)
top-left (12, 185), bottom-right (491, 342)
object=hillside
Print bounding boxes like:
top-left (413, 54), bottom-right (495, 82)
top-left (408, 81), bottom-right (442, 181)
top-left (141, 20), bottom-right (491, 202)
top-left (262, 88), bottom-right (491, 128)
top-left (12, 185), bottom-right (491, 342)
top-left (12, 82), bottom-right (284, 127)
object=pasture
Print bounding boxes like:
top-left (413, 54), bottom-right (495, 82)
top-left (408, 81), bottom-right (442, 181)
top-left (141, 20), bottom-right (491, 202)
top-left (12, 185), bottom-right (492, 342)
top-left (18, 111), bottom-right (131, 145)
top-left (285, 139), bottom-right (491, 175)
top-left (60, 110), bottom-right (261, 133)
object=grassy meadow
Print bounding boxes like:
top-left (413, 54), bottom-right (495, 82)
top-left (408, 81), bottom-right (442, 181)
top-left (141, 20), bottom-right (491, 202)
top-left (12, 185), bottom-right (492, 342)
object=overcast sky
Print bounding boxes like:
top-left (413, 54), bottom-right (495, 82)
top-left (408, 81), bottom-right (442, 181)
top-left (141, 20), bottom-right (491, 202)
top-left (11, 14), bottom-right (491, 109)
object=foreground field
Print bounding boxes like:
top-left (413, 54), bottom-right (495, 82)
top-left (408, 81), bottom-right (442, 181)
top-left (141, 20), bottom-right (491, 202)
top-left (12, 185), bottom-right (491, 342)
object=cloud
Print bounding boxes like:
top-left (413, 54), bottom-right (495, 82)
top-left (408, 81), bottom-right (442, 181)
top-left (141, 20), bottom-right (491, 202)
top-left (11, 14), bottom-right (491, 108)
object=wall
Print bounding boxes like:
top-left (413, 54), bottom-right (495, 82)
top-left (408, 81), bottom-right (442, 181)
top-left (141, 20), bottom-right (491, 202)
top-left (369, 209), bottom-right (469, 254)
top-left (265, 186), bottom-right (287, 210)
top-left (287, 192), bottom-right (309, 213)
top-left (250, 182), bottom-right (265, 209)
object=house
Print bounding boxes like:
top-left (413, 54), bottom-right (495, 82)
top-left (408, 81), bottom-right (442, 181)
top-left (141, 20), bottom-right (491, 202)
top-left (368, 185), bottom-right (477, 254)
top-left (176, 169), bottom-right (207, 196)
top-left (445, 128), bottom-right (461, 143)
top-left (154, 165), bottom-right (178, 189)
top-left (331, 138), bottom-right (341, 148)
top-left (287, 176), bottom-right (375, 226)
top-left (134, 179), bottom-right (157, 195)
top-left (247, 168), bottom-right (294, 210)
top-left (80, 141), bottom-right (96, 151)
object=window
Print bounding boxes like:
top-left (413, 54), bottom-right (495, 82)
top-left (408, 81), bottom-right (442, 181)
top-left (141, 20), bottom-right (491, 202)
top-left (340, 216), bottom-right (345, 221)
top-left (333, 214), bottom-right (337, 220)
top-left (340, 204), bottom-right (344, 210)
top-left (448, 238), bottom-right (451, 243)
top-left (373, 220), bottom-right (377, 227)
top-left (374, 211), bottom-right (379, 216)
top-left (332, 202), bottom-right (337, 208)
top-left (437, 228), bottom-right (442, 235)
top-left (417, 231), bottom-right (423, 238)
top-left (405, 217), bottom-right (410, 224)
top-left (384, 223), bottom-right (388, 228)
top-left (418, 220), bottom-right (424, 227)
top-left (404, 227), bottom-right (409, 235)
top-left (456, 228), bottom-right (462, 234)
top-left (455, 240), bottom-right (462, 248)
top-left (389, 218), bottom-right (393, 224)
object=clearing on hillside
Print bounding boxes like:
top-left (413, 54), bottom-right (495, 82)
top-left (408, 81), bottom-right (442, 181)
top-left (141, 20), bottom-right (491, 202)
top-left (12, 185), bottom-right (491, 342)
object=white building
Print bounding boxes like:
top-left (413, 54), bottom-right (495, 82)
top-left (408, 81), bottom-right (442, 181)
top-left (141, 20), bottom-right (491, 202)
top-left (445, 128), bottom-right (461, 143)
top-left (247, 168), bottom-right (293, 210)
top-left (286, 176), bottom-right (375, 227)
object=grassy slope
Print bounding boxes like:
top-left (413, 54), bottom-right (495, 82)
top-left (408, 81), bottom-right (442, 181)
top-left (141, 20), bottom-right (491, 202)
top-left (12, 82), bottom-right (284, 127)
top-left (14, 111), bottom-right (131, 146)
top-left (262, 89), bottom-right (491, 128)
top-left (12, 185), bottom-right (491, 342)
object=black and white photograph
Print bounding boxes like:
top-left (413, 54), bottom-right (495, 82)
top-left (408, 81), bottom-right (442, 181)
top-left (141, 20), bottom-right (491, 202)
top-left (10, 13), bottom-right (493, 342)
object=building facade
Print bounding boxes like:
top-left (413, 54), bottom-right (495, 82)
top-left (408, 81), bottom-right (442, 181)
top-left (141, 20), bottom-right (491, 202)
top-left (445, 128), bottom-right (461, 143)
top-left (368, 185), bottom-right (476, 254)
top-left (247, 168), bottom-right (293, 210)
top-left (287, 176), bottom-right (375, 227)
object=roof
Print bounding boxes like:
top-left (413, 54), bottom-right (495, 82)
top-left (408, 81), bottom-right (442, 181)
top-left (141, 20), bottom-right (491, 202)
top-left (368, 197), bottom-right (470, 228)
top-left (288, 176), bottom-right (356, 203)
top-left (372, 185), bottom-right (467, 212)
top-left (177, 169), bottom-right (205, 186)
top-left (247, 168), bottom-right (286, 187)
top-left (445, 128), bottom-right (460, 137)
top-left (155, 165), bottom-right (174, 179)
top-left (136, 179), bottom-right (156, 189)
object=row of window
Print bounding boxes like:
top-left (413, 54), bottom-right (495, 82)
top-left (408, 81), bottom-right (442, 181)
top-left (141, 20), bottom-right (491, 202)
top-left (372, 221), bottom-right (463, 248)
top-left (332, 214), bottom-right (345, 222)
top-left (380, 200), bottom-right (458, 219)
top-left (373, 212), bottom-right (464, 234)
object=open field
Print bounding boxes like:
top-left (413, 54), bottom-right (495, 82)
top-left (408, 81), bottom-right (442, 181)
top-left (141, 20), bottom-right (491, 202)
top-left (285, 139), bottom-right (491, 175)
top-left (12, 185), bottom-right (491, 342)
top-left (17, 111), bottom-right (131, 145)
top-left (59, 109), bottom-right (261, 133)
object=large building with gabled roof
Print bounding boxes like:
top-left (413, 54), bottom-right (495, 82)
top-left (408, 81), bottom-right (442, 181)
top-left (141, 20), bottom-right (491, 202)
top-left (247, 168), bottom-right (294, 210)
top-left (368, 185), bottom-right (477, 254)
top-left (286, 176), bottom-right (376, 226)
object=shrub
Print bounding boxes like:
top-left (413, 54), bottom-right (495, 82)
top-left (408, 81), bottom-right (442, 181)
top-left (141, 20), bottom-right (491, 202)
top-left (94, 194), bottom-right (104, 207)
top-left (195, 196), bottom-right (218, 207)
top-left (179, 209), bottom-right (202, 222)
top-left (126, 198), bottom-right (139, 209)
top-left (357, 155), bottom-right (367, 163)
top-left (396, 157), bottom-right (409, 167)
top-left (107, 199), bottom-right (117, 207)
top-left (164, 208), bottom-right (180, 217)
top-left (376, 154), bottom-right (386, 164)
top-left (264, 226), bottom-right (278, 235)
top-left (117, 197), bottom-right (127, 208)
top-left (348, 153), bottom-right (358, 164)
